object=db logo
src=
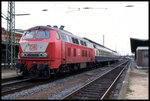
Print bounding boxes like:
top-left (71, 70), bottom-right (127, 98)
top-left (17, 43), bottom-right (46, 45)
top-left (29, 44), bottom-right (37, 51)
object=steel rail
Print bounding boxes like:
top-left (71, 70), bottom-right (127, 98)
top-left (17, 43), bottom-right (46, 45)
top-left (100, 61), bottom-right (130, 99)
top-left (61, 60), bottom-right (129, 100)
top-left (2, 78), bottom-right (32, 87)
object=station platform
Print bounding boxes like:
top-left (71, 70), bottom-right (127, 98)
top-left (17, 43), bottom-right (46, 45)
top-left (118, 60), bottom-right (148, 99)
top-left (1, 70), bottom-right (17, 79)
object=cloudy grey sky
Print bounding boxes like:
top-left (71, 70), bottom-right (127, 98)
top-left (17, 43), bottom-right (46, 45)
top-left (2, 1), bottom-right (148, 55)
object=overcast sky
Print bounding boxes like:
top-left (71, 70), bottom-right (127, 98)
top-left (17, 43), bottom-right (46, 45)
top-left (2, 1), bottom-right (149, 55)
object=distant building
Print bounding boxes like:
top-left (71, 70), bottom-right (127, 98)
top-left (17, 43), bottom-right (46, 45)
top-left (1, 27), bottom-right (24, 63)
top-left (136, 47), bottom-right (148, 68)
top-left (1, 27), bottom-right (24, 44)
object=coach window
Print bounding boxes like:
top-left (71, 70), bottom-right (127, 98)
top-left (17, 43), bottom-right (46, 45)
top-left (22, 31), bottom-right (35, 39)
top-left (72, 37), bottom-right (76, 44)
top-left (75, 38), bottom-right (79, 44)
top-left (84, 42), bottom-right (87, 46)
top-left (99, 50), bottom-right (101, 56)
top-left (60, 33), bottom-right (67, 42)
top-left (96, 50), bottom-right (98, 56)
top-left (66, 35), bottom-right (70, 43)
top-left (80, 40), bottom-right (84, 46)
top-left (56, 32), bottom-right (60, 40)
top-left (68, 36), bottom-right (72, 43)
top-left (36, 31), bottom-right (50, 39)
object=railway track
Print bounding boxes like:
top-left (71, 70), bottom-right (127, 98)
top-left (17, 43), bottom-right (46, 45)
top-left (1, 60), bottom-right (126, 97)
top-left (1, 77), bottom-right (34, 96)
top-left (62, 60), bottom-right (130, 100)
top-left (2, 76), bottom-right (53, 96)
top-left (2, 76), bottom-right (24, 84)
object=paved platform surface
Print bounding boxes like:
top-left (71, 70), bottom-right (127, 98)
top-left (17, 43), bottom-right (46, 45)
top-left (1, 70), bottom-right (17, 79)
top-left (118, 60), bottom-right (149, 99)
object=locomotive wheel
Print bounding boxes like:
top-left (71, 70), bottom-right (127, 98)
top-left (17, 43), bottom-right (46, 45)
top-left (16, 67), bottom-right (23, 76)
top-left (74, 64), bottom-right (80, 71)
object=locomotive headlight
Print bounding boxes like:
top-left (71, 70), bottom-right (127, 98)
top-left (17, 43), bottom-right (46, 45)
top-left (39, 53), bottom-right (48, 57)
top-left (42, 53), bottom-right (48, 57)
top-left (21, 52), bottom-right (48, 58)
top-left (43, 53), bottom-right (47, 57)
top-left (21, 53), bottom-right (25, 57)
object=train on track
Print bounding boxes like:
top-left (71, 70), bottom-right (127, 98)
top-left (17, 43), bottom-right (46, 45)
top-left (16, 25), bottom-right (120, 79)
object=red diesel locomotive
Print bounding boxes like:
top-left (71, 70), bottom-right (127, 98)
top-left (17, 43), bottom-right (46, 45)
top-left (16, 25), bottom-right (95, 79)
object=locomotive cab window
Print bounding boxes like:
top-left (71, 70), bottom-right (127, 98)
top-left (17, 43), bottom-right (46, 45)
top-left (56, 32), bottom-right (60, 40)
top-left (36, 31), bottom-right (50, 39)
top-left (22, 31), bottom-right (35, 39)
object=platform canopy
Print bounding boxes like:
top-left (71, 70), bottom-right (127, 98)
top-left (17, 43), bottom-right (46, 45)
top-left (130, 38), bottom-right (149, 53)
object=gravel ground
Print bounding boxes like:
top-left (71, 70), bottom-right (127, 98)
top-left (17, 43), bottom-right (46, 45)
top-left (2, 65), bottom-right (114, 100)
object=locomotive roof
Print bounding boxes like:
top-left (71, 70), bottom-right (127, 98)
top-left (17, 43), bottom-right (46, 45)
top-left (27, 25), bottom-right (73, 35)
top-left (26, 26), bottom-right (117, 54)
top-left (83, 37), bottom-right (117, 53)
top-left (26, 25), bottom-right (92, 47)
top-left (27, 26), bottom-right (53, 30)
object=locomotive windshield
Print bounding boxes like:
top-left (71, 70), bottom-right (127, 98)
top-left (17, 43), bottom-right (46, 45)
top-left (22, 30), bottom-right (50, 39)
top-left (22, 31), bottom-right (35, 39)
top-left (36, 31), bottom-right (50, 39)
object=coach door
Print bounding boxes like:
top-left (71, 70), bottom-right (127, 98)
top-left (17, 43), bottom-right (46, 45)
top-left (91, 49), bottom-right (94, 61)
top-left (61, 41), bottom-right (66, 64)
top-left (60, 32), bottom-right (67, 64)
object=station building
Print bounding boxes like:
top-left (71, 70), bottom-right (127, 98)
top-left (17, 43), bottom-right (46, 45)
top-left (1, 27), bottom-right (24, 64)
top-left (130, 38), bottom-right (149, 69)
top-left (136, 47), bottom-right (148, 67)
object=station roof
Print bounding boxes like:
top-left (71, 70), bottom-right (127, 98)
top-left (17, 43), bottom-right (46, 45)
top-left (130, 38), bottom-right (149, 53)
top-left (136, 46), bottom-right (149, 51)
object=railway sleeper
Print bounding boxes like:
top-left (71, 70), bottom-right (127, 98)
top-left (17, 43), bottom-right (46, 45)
top-left (72, 96), bottom-right (100, 100)
top-left (78, 92), bottom-right (101, 96)
top-left (75, 94), bottom-right (101, 99)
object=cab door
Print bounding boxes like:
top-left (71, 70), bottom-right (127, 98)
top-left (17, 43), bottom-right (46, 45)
top-left (61, 41), bottom-right (66, 64)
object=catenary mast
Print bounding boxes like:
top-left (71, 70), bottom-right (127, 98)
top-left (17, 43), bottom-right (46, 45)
top-left (6, 1), bottom-right (15, 68)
